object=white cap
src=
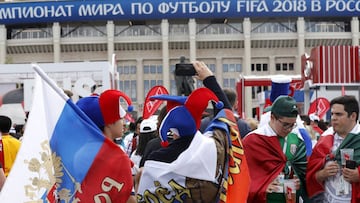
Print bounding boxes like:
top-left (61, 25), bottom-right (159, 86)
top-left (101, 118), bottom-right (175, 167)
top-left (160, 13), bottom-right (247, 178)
top-left (271, 75), bottom-right (292, 83)
top-left (309, 113), bottom-right (320, 122)
top-left (140, 118), bottom-right (157, 133)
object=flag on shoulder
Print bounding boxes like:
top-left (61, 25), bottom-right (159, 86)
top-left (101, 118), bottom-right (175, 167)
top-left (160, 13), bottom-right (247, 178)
top-left (0, 65), bottom-right (133, 202)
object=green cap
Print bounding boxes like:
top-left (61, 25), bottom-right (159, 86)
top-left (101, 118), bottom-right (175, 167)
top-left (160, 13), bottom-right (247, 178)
top-left (271, 96), bottom-right (298, 118)
top-left (264, 106), bottom-right (272, 113)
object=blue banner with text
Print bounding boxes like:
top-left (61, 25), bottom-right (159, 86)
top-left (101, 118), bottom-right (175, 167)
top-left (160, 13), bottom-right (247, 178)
top-left (0, 0), bottom-right (358, 25)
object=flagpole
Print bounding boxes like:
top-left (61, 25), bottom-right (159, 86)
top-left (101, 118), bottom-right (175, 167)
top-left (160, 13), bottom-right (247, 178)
top-left (32, 64), bottom-right (69, 101)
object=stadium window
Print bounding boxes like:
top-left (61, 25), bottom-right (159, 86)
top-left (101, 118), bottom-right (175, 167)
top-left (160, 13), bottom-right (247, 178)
top-left (229, 64), bottom-right (236, 72)
top-left (130, 65), bottom-right (136, 74)
top-left (289, 63), bottom-right (294, 71)
top-left (150, 80), bottom-right (156, 87)
top-left (236, 64), bottom-right (242, 72)
top-left (230, 78), bottom-right (236, 88)
top-left (256, 64), bottom-right (262, 71)
top-left (170, 80), bottom-right (177, 95)
top-left (144, 80), bottom-right (163, 97)
top-left (119, 80), bottom-right (135, 99)
top-left (275, 62), bottom-right (294, 71)
top-left (131, 80), bottom-right (137, 101)
top-left (157, 65), bottom-right (163, 74)
top-left (223, 64), bottom-right (229, 72)
top-left (251, 63), bottom-right (268, 72)
top-left (208, 64), bottom-right (216, 72)
top-left (276, 63), bottom-right (281, 71)
top-left (124, 66), bottom-right (130, 74)
top-left (263, 64), bottom-right (268, 71)
top-left (119, 81), bottom-right (123, 90)
top-left (117, 66), bottom-right (123, 74)
top-left (282, 63), bottom-right (288, 71)
top-left (124, 80), bottom-right (131, 96)
top-left (223, 79), bottom-right (229, 88)
top-left (143, 65), bottom-right (150, 74)
top-left (223, 78), bottom-right (236, 88)
top-left (150, 65), bottom-right (156, 74)
top-left (144, 80), bottom-right (150, 96)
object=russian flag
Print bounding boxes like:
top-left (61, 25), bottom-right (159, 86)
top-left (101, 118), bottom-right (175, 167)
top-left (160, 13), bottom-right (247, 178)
top-left (0, 65), bottom-right (133, 202)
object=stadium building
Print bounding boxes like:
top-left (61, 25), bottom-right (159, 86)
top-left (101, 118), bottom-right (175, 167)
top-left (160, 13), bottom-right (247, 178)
top-left (0, 0), bottom-right (359, 118)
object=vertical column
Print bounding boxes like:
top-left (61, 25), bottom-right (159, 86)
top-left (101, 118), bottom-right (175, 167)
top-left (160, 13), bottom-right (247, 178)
top-left (136, 59), bottom-right (144, 105)
top-left (297, 17), bottom-right (305, 75)
top-left (161, 19), bottom-right (170, 90)
top-left (216, 57), bottom-right (223, 87)
top-left (269, 56), bottom-right (276, 75)
top-left (0, 25), bottom-right (6, 64)
top-left (297, 17), bottom-right (309, 113)
top-left (107, 21), bottom-right (115, 62)
top-left (53, 22), bottom-right (61, 63)
top-left (243, 18), bottom-right (252, 118)
top-left (188, 19), bottom-right (196, 62)
top-left (351, 17), bottom-right (359, 46)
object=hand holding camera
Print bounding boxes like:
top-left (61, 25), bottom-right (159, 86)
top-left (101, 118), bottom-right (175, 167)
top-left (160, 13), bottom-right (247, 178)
top-left (175, 63), bottom-right (196, 76)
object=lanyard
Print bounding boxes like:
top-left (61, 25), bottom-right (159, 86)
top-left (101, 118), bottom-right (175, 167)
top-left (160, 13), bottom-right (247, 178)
top-left (282, 136), bottom-right (288, 154)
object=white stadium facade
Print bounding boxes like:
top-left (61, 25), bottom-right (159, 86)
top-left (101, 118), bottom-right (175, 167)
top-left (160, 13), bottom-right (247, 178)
top-left (0, 0), bottom-right (359, 118)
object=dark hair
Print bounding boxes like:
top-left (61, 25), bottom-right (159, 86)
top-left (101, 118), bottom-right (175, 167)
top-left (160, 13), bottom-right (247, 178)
top-left (223, 88), bottom-right (237, 107)
top-left (300, 114), bottom-right (310, 125)
top-left (129, 122), bottom-right (136, 132)
top-left (158, 106), bottom-right (167, 122)
top-left (135, 117), bottom-right (144, 126)
top-left (135, 131), bottom-right (157, 156)
top-left (134, 117), bottom-right (144, 136)
top-left (330, 95), bottom-right (359, 121)
top-left (318, 120), bottom-right (328, 131)
top-left (0, 116), bottom-right (12, 133)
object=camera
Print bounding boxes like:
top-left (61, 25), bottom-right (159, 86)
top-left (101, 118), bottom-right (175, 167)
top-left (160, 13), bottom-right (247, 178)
top-left (346, 160), bottom-right (356, 169)
top-left (175, 63), bottom-right (196, 76)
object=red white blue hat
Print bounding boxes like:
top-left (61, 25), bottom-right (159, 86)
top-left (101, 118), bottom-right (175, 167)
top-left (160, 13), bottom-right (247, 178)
top-left (76, 96), bottom-right (104, 129)
top-left (150, 95), bottom-right (187, 112)
top-left (159, 88), bottom-right (223, 147)
top-left (270, 75), bottom-right (294, 103)
top-left (99, 90), bottom-right (133, 125)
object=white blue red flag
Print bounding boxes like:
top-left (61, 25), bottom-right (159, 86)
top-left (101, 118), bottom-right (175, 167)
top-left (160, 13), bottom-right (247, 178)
top-left (0, 65), bottom-right (133, 202)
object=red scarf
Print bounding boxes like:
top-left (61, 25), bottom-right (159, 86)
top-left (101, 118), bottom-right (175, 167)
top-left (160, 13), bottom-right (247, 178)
top-left (243, 133), bottom-right (286, 203)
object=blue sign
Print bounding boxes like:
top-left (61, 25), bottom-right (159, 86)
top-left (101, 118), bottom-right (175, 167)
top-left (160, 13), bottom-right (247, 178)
top-left (0, 0), bottom-right (359, 25)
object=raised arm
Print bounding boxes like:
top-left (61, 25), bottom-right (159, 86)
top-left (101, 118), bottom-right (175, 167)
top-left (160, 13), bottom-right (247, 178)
top-left (193, 61), bottom-right (232, 111)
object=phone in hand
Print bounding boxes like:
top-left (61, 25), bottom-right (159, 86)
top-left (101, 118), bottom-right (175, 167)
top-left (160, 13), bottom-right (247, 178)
top-left (346, 160), bottom-right (356, 169)
top-left (175, 63), bottom-right (196, 76)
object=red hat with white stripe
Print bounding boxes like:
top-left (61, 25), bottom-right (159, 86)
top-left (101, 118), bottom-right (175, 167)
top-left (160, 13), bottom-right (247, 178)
top-left (159, 87), bottom-right (223, 147)
top-left (99, 90), bottom-right (133, 125)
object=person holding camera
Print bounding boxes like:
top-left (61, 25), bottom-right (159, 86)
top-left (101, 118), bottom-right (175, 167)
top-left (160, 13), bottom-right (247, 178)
top-left (306, 95), bottom-right (360, 202)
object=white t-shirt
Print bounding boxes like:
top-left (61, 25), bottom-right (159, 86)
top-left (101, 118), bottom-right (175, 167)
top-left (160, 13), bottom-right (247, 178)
top-left (130, 150), bottom-right (141, 175)
top-left (324, 134), bottom-right (351, 203)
